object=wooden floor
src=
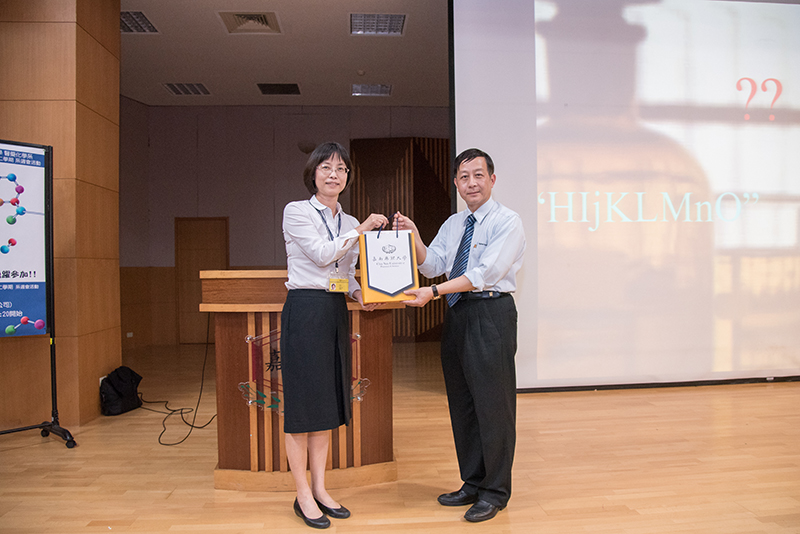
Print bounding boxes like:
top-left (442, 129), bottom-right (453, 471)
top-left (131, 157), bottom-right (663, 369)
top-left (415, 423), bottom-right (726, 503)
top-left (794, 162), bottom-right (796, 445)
top-left (1, 342), bottom-right (799, 533)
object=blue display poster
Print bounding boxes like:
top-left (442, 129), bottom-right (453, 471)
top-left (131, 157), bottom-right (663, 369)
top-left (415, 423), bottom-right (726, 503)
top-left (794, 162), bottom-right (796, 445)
top-left (0, 140), bottom-right (50, 337)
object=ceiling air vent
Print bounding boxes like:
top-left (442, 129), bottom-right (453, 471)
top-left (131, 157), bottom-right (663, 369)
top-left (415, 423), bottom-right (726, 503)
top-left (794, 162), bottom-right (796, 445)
top-left (163, 83), bottom-right (211, 96)
top-left (219, 12), bottom-right (281, 34)
top-left (258, 83), bottom-right (301, 95)
top-left (350, 14), bottom-right (406, 35)
top-left (352, 84), bottom-right (392, 97)
top-left (120, 11), bottom-right (158, 33)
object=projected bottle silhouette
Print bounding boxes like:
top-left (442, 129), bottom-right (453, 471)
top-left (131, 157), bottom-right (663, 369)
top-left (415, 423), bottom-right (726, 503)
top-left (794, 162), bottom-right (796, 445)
top-left (536, 0), bottom-right (713, 380)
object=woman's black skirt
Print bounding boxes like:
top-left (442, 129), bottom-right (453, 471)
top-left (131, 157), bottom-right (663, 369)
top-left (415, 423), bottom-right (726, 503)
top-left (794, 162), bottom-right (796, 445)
top-left (280, 289), bottom-right (352, 433)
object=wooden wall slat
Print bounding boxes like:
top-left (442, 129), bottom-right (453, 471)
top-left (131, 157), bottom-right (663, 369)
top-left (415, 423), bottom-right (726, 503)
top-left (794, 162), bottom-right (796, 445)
top-left (247, 313), bottom-right (258, 472)
top-left (351, 312), bottom-right (363, 467)
top-left (350, 137), bottom-right (450, 340)
top-left (262, 313), bottom-right (273, 472)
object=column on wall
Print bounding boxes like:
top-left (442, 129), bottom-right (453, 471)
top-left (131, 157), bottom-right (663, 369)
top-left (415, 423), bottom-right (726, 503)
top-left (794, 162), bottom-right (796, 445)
top-left (0, 0), bottom-right (121, 427)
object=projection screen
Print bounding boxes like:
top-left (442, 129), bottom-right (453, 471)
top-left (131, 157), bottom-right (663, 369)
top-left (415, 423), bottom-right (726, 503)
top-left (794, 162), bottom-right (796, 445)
top-left (452, 0), bottom-right (800, 388)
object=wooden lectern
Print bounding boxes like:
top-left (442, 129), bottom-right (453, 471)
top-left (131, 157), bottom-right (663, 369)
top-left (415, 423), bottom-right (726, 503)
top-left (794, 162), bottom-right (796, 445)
top-left (200, 270), bottom-right (399, 491)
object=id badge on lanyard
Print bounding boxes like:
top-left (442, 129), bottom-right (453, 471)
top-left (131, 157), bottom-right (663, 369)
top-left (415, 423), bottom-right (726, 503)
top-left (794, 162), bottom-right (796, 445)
top-left (327, 265), bottom-right (348, 293)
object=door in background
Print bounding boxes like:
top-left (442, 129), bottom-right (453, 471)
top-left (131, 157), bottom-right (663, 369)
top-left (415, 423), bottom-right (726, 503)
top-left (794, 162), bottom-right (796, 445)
top-left (175, 217), bottom-right (229, 344)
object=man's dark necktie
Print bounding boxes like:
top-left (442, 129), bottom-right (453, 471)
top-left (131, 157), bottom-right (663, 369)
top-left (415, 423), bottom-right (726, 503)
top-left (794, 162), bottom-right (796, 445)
top-left (446, 214), bottom-right (476, 307)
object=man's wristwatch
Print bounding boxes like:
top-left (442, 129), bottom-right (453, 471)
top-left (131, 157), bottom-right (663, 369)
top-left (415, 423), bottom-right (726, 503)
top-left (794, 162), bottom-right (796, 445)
top-left (431, 284), bottom-right (441, 300)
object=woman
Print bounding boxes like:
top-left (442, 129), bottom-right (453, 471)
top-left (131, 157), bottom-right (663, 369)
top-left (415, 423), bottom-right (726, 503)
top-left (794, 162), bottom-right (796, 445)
top-left (281, 142), bottom-right (388, 529)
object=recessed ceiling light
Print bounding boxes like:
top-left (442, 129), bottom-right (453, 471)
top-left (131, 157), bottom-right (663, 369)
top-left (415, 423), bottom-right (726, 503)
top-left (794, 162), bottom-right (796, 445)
top-left (350, 14), bottom-right (405, 35)
top-left (352, 84), bottom-right (392, 97)
top-left (163, 83), bottom-right (211, 96)
top-left (120, 11), bottom-right (158, 33)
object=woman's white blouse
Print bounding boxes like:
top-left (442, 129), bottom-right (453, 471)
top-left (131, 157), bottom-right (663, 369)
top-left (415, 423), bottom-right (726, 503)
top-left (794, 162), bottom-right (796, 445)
top-left (283, 196), bottom-right (361, 297)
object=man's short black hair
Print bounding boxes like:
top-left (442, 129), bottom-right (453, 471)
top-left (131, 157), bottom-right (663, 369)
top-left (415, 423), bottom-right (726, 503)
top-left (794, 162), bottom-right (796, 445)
top-left (303, 142), bottom-right (353, 194)
top-left (454, 148), bottom-right (494, 178)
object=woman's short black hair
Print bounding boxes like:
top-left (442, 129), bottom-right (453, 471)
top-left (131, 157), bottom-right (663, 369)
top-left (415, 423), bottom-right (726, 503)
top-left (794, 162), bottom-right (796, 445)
top-left (303, 142), bottom-right (353, 195)
top-left (453, 148), bottom-right (494, 178)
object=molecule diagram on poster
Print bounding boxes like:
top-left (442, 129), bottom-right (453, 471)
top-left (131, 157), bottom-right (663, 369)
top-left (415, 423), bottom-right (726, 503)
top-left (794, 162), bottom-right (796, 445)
top-left (1, 173), bottom-right (42, 255)
top-left (4, 315), bottom-right (45, 335)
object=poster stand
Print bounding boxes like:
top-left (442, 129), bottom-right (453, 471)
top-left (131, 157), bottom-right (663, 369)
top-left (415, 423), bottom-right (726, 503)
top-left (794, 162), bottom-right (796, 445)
top-left (0, 139), bottom-right (75, 448)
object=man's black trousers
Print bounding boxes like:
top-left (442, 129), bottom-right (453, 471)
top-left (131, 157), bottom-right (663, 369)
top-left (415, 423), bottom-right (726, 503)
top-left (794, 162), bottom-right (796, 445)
top-left (440, 294), bottom-right (517, 508)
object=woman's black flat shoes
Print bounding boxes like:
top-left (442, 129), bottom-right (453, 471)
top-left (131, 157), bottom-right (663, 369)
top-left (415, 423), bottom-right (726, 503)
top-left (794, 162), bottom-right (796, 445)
top-left (315, 498), bottom-right (351, 519)
top-left (294, 499), bottom-right (330, 529)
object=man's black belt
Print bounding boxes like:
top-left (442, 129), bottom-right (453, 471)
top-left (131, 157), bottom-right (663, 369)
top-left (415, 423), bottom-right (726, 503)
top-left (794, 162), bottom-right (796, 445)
top-left (462, 290), bottom-right (507, 300)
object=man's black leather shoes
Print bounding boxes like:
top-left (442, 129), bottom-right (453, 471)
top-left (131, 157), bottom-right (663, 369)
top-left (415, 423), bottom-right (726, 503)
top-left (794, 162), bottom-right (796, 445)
top-left (464, 500), bottom-right (503, 522)
top-left (437, 489), bottom-right (478, 506)
top-left (293, 498), bottom-right (330, 529)
top-left (314, 498), bottom-right (351, 519)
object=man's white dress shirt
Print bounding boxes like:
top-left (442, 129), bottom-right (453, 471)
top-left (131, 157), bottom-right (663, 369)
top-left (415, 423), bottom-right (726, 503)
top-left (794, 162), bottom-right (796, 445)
top-left (419, 198), bottom-right (525, 293)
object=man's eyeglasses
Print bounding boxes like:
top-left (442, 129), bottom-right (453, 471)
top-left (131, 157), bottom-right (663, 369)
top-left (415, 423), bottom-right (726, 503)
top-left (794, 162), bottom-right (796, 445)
top-left (318, 164), bottom-right (349, 175)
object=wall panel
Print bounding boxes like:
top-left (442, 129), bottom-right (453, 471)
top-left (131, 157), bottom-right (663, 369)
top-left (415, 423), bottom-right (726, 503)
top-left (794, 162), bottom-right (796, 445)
top-left (120, 266), bottom-right (180, 348)
top-left (118, 97), bottom-right (150, 266)
top-left (52, 177), bottom-right (77, 258)
top-left (77, 327), bottom-right (122, 425)
top-left (76, 258), bottom-right (121, 336)
top-left (75, 181), bottom-right (119, 260)
top-left (0, 0), bottom-right (75, 22)
top-left (0, 337), bottom-right (51, 427)
top-left (76, 25), bottom-right (119, 124)
top-left (0, 23), bottom-right (76, 101)
top-left (0, 101), bottom-right (77, 178)
top-left (120, 267), bottom-right (151, 349)
top-left (76, 0), bottom-right (119, 59)
top-left (53, 335), bottom-right (80, 423)
top-left (52, 257), bottom-right (79, 341)
top-left (149, 267), bottom-right (178, 345)
top-left (76, 102), bottom-right (120, 191)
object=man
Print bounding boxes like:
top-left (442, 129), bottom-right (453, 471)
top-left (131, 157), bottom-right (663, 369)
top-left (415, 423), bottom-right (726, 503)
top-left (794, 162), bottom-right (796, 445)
top-left (394, 148), bottom-right (525, 522)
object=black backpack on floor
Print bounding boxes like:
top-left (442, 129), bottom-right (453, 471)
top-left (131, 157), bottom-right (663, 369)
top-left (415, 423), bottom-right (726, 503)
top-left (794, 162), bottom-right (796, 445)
top-left (100, 366), bottom-right (143, 415)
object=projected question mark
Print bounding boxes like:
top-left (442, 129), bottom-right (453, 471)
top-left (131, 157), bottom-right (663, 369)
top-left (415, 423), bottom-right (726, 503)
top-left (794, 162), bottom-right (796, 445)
top-left (761, 78), bottom-right (782, 121)
top-left (736, 77), bottom-right (757, 120)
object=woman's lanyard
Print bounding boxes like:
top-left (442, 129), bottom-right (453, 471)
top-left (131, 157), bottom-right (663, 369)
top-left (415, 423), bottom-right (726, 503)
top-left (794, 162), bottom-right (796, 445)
top-left (311, 201), bottom-right (342, 270)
